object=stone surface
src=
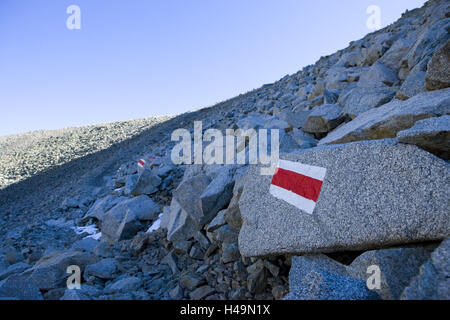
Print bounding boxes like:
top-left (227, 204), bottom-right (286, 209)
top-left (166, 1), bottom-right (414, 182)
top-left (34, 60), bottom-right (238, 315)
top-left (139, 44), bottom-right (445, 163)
top-left (401, 238), bottom-right (450, 300)
top-left (189, 285), bottom-right (215, 300)
top-left (397, 115), bottom-right (450, 160)
top-left (357, 62), bottom-right (399, 88)
top-left (166, 198), bottom-right (201, 242)
top-left (200, 168), bottom-right (234, 226)
top-left (84, 258), bottom-right (118, 280)
top-left (319, 88), bottom-right (450, 145)
top-left (0, 274), bottom-right (43, 300)
top-left (347, 247), bottom-right (433, 300)
top-left (426, 39), bottom-right (450, 91)
top-left (302, 104), bottom-right (345, 135)
top-left (21, 250), bottom-right (97, 290)
top-left (396, 71), bottom-right (427, 100)
top-left (239, 139), bottom-right (450, 257)
top-left (247, 260), bottom-right (267, 294)
top-left (104, 276), bottom-right (141, 294)
top-left (339, 87), bottom-right (395, 119)
top-left (0, 262), bottom-right (30, 281)
top-left (172, 174), bottom-right (211, 226)
top-left (82, 195), bottom-right (126, 222)
top-left (180, 273), bottom-right (205, 290)
top-left (285, 255), bottom-right (379, 300)
top-left (221, 243), bottom-right (241, 264)
top-left (101, 196), bottom-right (160, 243)
top-left (130, 168), bottom-right (162, 196)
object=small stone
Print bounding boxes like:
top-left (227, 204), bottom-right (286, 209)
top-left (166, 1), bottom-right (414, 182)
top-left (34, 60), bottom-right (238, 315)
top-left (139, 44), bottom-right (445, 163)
top-left (189, 285), bottom-right (215, 300)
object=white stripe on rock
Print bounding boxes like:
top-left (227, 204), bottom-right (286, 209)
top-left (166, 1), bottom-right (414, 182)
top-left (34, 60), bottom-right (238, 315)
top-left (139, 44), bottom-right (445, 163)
top-left (269, 184), bottom-right (316, 215)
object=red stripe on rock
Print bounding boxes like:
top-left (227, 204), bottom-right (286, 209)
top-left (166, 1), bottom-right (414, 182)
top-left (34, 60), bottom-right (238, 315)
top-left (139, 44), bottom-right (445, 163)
top-left (271, 167), bottom-right (323, 202)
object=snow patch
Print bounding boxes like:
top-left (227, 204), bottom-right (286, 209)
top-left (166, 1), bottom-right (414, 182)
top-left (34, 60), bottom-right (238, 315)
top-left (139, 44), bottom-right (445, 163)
top-left (146, 213), bottom-right (163, 233)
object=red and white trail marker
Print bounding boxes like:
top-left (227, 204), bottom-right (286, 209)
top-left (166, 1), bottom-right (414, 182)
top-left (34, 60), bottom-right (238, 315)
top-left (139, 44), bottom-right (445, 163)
top-left (269, 160), bottom-right (327, 215)
top-left (138, 159), bottom-right (146, 168)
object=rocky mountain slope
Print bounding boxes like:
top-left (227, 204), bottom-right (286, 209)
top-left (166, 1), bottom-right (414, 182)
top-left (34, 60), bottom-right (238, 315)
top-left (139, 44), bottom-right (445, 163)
top-left (0, 0), bottom-right (449, 300)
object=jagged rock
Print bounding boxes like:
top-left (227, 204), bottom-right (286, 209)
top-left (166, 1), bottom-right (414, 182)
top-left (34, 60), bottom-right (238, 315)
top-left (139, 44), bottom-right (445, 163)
top-left (290, 129), bottom-right (318, 149)
top-left (276, 109), bottom-right (312, 129)
top-left (200, 168), bottom-right (234, 226)
top-left (71, 238), bottom-right (99, 253)
top-left (173, 240), bottom-right (193, 254)
top-left (357, 62), bottom-right (399, 88)
top-left (323, 89), bottom-right (340, 104)
top-left (162, 251), bottom-right (179, 275)
top-left (397, 115), bottom-right (450, 160)
top-left (285, 255), bottom-right (379, 300)
top-left (189, 285), bottom-right (215, 300)
top-left (82, 195), bottom-right (127, 223)
top-left (347, 247), bottom-right (433, 300)
top-left (379, 38), bottom-right (414, 70)
top-left (302, 104), bottom-right (345, 135)
top-left (104, 276), bottom-right (141, 294)
top-left (247, 260), bottom-right (267, 294)
top-left (194, 231), bottom-right (211, 250)
top-left (130, 168), bottom-right (162, 196)
top-left (238, 139), bottom-right (450, 257)
top-left (221, 243), bottom-right (241, 264)
top-left (402, 18), bottom-right (450, 72)
top-left (426, 39), bottom-right (450, 90)
top-left (307, 80), bottom-right (325, 100)
top-left (129, 233), bottom-right (150, 255)
top-left (169, 285), bottom-right (184, 299)
top-left (124, 174), bottom-right (139, 195)
top-left (172, 174), bottom-right (211, 226)
top-left (0, 262), bottom-right (30, 281)
top-left (272, 285), bottom-right (288, 300)
top-left (84, 258), bottom-right (118, 280)
top-left (189, 245), bottom-right (204, 260)
top-left (166, 198), bottom-right (201, 242)
top-left (339, 87), bottom-right (395, 119)
top-left (180, 273), bottom-right (205, 290)
top-left (93, 240), bottom-right (113, 258)
top-left (101, 196), bottom-right (160, 242)
top-left (335, 52), bottom-right (360, 68)
top-left (263, 260), bottom-right (280, 277)
top-left (159, 206), bottom-right (171, 230)
top-left (207, 209), bottom-right (227, 232)
top-left (213, 225), bottom-right (239, 245)
top-left (402, 239), bottom-right (450, 300)
top-left (396, 71), bottom-right (426, 100)
top-left (20, 250), bottom-right (97, 290)
top-left (0, 274), bottom-right (43, 300)
top-left (319, 88), bottom-right (450, 145)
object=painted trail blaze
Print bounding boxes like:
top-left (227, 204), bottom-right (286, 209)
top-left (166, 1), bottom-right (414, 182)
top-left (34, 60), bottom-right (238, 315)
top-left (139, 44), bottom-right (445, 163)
top-left (270, 160), bottom-right (326, 214)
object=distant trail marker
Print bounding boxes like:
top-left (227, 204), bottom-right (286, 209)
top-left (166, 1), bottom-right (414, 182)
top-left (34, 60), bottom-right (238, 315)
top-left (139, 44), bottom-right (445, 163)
top-left (269, 160), bottom-right (326, 215)
top-left (138, 159), bottom-right (146, 168)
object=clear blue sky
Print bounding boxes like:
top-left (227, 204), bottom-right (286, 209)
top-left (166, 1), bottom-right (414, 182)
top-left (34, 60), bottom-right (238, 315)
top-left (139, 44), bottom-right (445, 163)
top-left (0, 0), bottom-right (427, 136)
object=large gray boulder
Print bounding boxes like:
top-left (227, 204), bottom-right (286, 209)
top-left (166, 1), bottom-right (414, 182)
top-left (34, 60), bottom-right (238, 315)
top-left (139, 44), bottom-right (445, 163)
top-left (425, 39), bottom-right (450, 91)
top-left (357, 62), bottom-right (399, 88)
top-left (338, 87), bottom-right (395, 119)
top-left (396, 71), bottom-right (427, 100)
top-left (284, 255), bottom-right (379, 300)
top-left (0, 275), bottom-right (43, 300)
top-left (401, 238), bottom-right (450, 300)
top-left (319, 88), bottom-right (450, 146)
top-left (101, 196), bottom-right (160, 243)
top-left (200, 167), bottom-right (235, 226)
top-left (20, 250), bottom-right (97, 290)
top-left (402, 18), bottom-right (450, 72)
top-left (397, 115), bottom-right (450, 160)
top-left (172, 174), bottom-right (211, 226)
top-left (166, 198), bottom-right (201, 242)
top-left (130, 168), bottom-right (162, 196)
top-left (82, 194), bottom-right (127, 223)
top-left (238, 139), bottom-right (450, 257)
top-left (347, 247), bottom-right (433, 300)
top-left (302, 104), bottom-right (345, 135)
